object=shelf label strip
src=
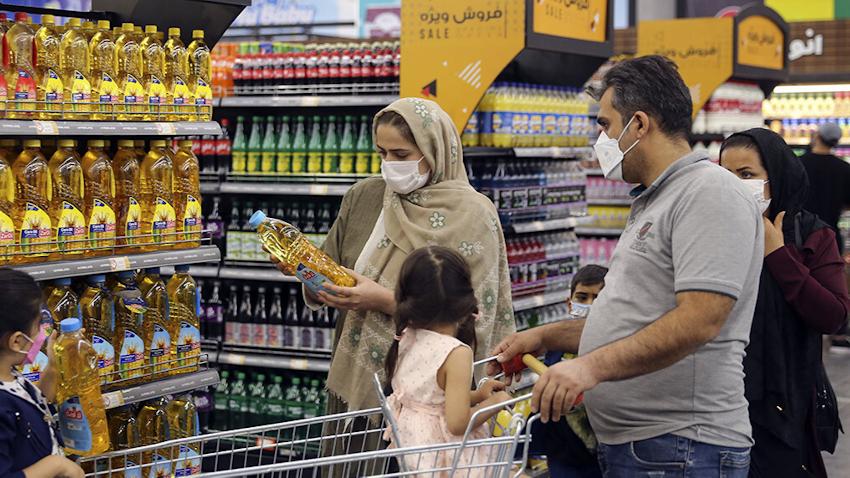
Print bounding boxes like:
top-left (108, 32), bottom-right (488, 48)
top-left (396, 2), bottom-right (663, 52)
top-left (102, 391), bottom-right (124, 408)
top-left (33, 121), bottom-right (59, 135)
top-left (226, 354), bottom-right (246, 365)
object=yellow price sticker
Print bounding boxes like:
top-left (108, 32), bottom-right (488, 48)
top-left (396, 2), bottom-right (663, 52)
top-left (108, 256), bottom-right (131, 272)
top-left (301, 97), bottom-right (320, 107)
top-left (102, 391), bottom-right (124, 408)
top-left (33, 121), bottom-right (59, 135)
top-left (226, 354), bottom-right (246, 365)
top-left (155, 122), bottom-right (177, 135)
top-left (309, 185), bottom-right (328, 196)
top-left (290, 359), bottom-right (308, 370)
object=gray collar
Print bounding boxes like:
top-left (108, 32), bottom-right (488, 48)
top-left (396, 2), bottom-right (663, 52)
top-left (631, 150), bottom-right (710, 199)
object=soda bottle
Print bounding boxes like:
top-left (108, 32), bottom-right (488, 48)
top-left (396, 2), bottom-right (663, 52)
top-left (316, 307), bottom-right (332, 350)
top-left (60, 18), bottom-right (91, 119)
top-left (360, 42), bottom-right (374, 83)
top-left (140, 25), bottom-right (167, 121)
top-left (248, 374), bottom-right (267, 426)
top-left (227, 372), bottom-right (248, 430)
top-left (46, 277), bottom-right (81, 327)
top-left (115, 23), bottom-right (145, 120)
top-left (164, 28), bottom-right (193, 121)
top-left (47, 139), bottom-right (85, 260)
top-left (6, 12), bottom-right (36, 119)
top-left (247, 116), bottom-right (262, 174)
top-left (339, 44), bottom-right (352, 84)
top-left (283, 287), bottom-right (299, 348)
top-left (250, 210), bottom-right (355, 295)
top-left (261, 115), bottom-right (277, 174)
top-left (268, 286), bottom-right (284, 348)
top-left (276, 116), bottom-right (292, 174)
top-left (207, 280), bottom-right (224, 342)
top-left (217, 118), bottom-right (232, 175)
top-left (81, 140), bottom-right (116, 257)
top-left (12, 140), bottom-right (52, 263)
top-left (112, 139), bottom-right (143, 252)
top-left (284, 377), bottom-right (303, 422)
top-left (107, 405), bottom-right (142, 477)
top-left (199, 135), bottom-right (215, 173)
top-left (138, 267), bottom-right (171, 378)
top-left (355, 116), bottom-right (371, 175)
top-left (317, 202), bottom-right (332, 236)
top-left (301, 202), bottom-right (317, 242)
top-left (137, 397), bottom-right (172, 478)
top-left (339, 116), bottom-right (356, 174)
top-left (112, 270), bottom-right (146, 385)
top-left (34, 14), bottom-right (63, 119)
top-left (224, 284), bottom-right (238, 344)
top-left (167, 264), bottom-right (201, 373)
top-left (303, 379), bottom-right (322, 421)
top-left (80, 274), bottom-right (115, 385)
top-left (54, 318), bottom-right (110, 457)
top-left (187, 30), bottom-right (212, 121)
top-left (226, 200), bottom-right (241, 260)
top-left (237, 284), bottom-right (253, 345)
top-left (231, 116), bottom-right (247, 174)
top-left (266, 375), bottom-right (285, 424)
top-left (291, 115), bottom-right (308, 174)
top-left (253, 286), bottom-right (268, 346)
top-left (322, 115), bottom-right (340, 174)
top-left (240, 200), bottom-right (256, 260)
top-left (173, 140), bottom-right (202, 248)
top-left (140, 139), bottom-right (177, 250)
top-left (306, 116), bottom-right (323, 174)
top-left (212, 370), bottom-right (230, 430)
top-left (194, 388), bottom-right (212, 434)
top-left (166, 392), bottom-right (202, 476)
top-left (299, 304), bottom-right (315, 349)
top-left (89, 20), bottom-right (118, 120)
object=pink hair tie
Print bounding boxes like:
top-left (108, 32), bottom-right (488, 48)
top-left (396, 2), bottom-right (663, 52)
top-left (472, 311), bottom-right (483, 321)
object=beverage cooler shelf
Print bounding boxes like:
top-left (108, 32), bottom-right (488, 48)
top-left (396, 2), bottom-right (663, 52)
top-left (219, 94), bottom-right (400, 108)
top-left (101, 368), bottom-right (220, 410)
top-left (163, 263), bottom-right (298, 282)
top-left (0, 120), bottom-right (222, 136)
top-left (463, 146), bottom-right (594, 158)
top-left (574, 227), bottom-right (625, 237)
top-left (587, 198), bottom-right (633, 206)
top-left (512, 291), bottom-right (569, 312)
top-left (507, 215), bottom-right (595, 234)
top-left (585, 168), bottom-right (604, 176)
top-left (206, 346), bottom-right (332, 372)
top-left (219, 181), bottom-right (354, 196)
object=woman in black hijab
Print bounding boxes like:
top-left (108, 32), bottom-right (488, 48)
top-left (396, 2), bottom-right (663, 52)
top-left (720, 128), bottom-right (850, 477)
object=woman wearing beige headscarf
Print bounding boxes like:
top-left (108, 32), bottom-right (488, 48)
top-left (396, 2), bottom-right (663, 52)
top-left (273, 98), bottom-right (514, 418)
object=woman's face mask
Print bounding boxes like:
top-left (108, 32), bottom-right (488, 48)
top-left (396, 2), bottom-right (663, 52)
top-left (382, 156), bottom-right (430, 194)
top-left (742, 179), bottom-right (771, 215)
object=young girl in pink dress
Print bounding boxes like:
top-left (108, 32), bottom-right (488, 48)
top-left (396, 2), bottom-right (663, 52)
top-left (383, 246), bottom-right (512, 476)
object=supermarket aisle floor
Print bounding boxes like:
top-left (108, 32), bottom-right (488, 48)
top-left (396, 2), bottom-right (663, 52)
top-left (822, 347), bottom-right (850, 476)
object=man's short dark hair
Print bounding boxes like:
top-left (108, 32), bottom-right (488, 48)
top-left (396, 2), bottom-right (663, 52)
top-left (571, 264), bottom-right (609, 293)
top-left (587, 55), bottom-right (693, 139)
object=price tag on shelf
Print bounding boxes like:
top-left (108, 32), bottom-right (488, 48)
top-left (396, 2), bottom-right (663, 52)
top-left (155, 122), bottom-right (177, 135)
top-left (550, 147), bottom-right (563, 158)
top-left (309, 185), bottom-right (328, 195)
top-left (532, 221), bottom-right (545, 231)
top-left (102, 391), bottom-right (125, 408)
top-left (108, 256), bottom-right (131, 272)
top-left (533, 295), bottom-right (545, 307)
top-left (226, 354), bottom-right (246, 365)
top-left (290, 359), bottom-right (308, 370)
top-left (33, 121), bottom-right (59, 135)
top-left (301, 96), bottom-right (320, 107)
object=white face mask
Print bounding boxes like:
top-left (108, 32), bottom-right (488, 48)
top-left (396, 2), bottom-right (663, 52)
top-left (742, 179), bottom-right (771, 215)
top-left (570, 302), bottom-right (592, 318)
top-left (593, 116), bottom-right (641, 182)
top-left (381, 156), bottom-right (430, 195)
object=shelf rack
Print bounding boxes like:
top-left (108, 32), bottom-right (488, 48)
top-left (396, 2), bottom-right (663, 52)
top-left (463, 146), bottom-right (594, 159)
top-left (205, 345), bottom-right (332, 372)
top-left (574, 227), bottom-right (625, 237)
top-left (0, 120), bottom-right (221, 136)
top-left (219, 94), bottom-right (400, 108)
top-left (587, 198), bottom-right (633, 207)
top-left (220, 182), bottom-right (354, 196)
top-left (101, 368), bottom-right (220, 410)
top-left (513, 291), bottom-right (571, 312)
top-left (507, 216), bottom-right (595, 234)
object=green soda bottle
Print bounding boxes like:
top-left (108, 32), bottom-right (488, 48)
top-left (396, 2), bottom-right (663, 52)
top-left (248, 373), bottom-right (267, 426)
top-left (246, 116), bottom-right (262, 174)
top-left (261, 115), bottom-right (277, 174)
top-left (291, 116), bottom-right (307, 174)
top-left (306, 116), bottom-right (323, 174)
top-left (284, 376), bottom-right (303, 422)
top-left (304, 379), bottom-right (322, 440)
top-left (322, 116), bottom-right (340, 174)
top-left (265, 375), bottom-right (285, 425)
top-left (231, 116), bottom-right (247, 173)
top-left (276, 116), bottom-right (292, 174)
top-left (227, 372), bottom-right (248, 430)
top-left (212, 370), bottom-right (229, 430)
top-left (355, 115), bottom-right (372, 174)
top-left (339, 116), bottom-right (356, 174)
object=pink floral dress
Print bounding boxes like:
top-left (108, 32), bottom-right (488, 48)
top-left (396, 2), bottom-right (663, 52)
top-left (383, 328), bottom-right (492, 477)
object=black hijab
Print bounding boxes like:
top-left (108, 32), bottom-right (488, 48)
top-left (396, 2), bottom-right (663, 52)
top-left (723, 128), bottom-right (829, 451)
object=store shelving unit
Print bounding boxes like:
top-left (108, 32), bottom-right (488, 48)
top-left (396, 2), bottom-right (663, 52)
top-left (513, 291), bottom-right (571, 312)
top-left (220, 181), bottom-right (354, 196)
top-left (464, 146), bottom-right (594, 159)
top-left (206, 345), bottom-right (332, 372)
top-left (0, 120), bottom-right (222, 136)
top-left (588, 198), bottom-right (633, 207)
top-left (575, 227), bottom-right (625, 237)
top-left (101, 368), bottom-right (220, 410)
top-left (219, 95), bottom-right (399, 108)
top-left (585, 168), bottom-right (603, 176)
top-left (507, 216), bottom-right (595, 234)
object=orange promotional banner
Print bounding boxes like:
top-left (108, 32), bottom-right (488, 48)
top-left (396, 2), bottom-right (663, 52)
top-left (737, 15), bottom-right (785, 71)
top-left (638, 17), bottom-right (734, 116)
top-left (400, 0), bottom-right (525, 132)
top-left (533, 0), bottom-right (608, 43)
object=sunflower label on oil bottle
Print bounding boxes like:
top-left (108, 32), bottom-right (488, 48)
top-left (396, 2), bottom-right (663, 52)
top-left (57, 201), bottom-right (86, 252)
top-left (194, 78), bottom-right (212, 105)
top-left (21, 202), bottom-right (52, 255)
top-left (0, 74), bottom-right (7, 113)
top-left (152, 197), bottom-right (176, 244)
top-left (71, 70), bottom-right (91, 104)
top-left (88, 199), bottom-right (116, 248)
top-left (173, 77), bottom-right (191, 106)
top-left (150, 324), bottom-right (171, 372)
top-left (124, 75), bottom-right (145, 110)
top-left (125, 197), bottom-right (141, 244)
top-left (148, 455), bottom-right (171, 478)
top-left (148, 75), bottom-right (167, 111)
top-left (0, 210), bottom-right (14, 258)
top-left (181, 195), bottom-right (201, 238)
top-left (98, 72), bottom-right (119, 104)
top-left (46, 69), bottom-right (64, 102)
top-left (118, 329), bottom-right (145, 379)
top-left (91, 335), bottom-right (115, 384)
top-left (14, 68), bottom-right (37, 110)
top-left (177, 321), bottom-right (201, 366)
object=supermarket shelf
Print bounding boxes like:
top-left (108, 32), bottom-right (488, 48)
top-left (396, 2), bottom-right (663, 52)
top-left (785, 137), bottom-right (850, 146)
top-left (208, 347), bottom-right (332, 372)
top-left (585, 168), bottom-right (603, 176)
top-left (587, 198), bottom-right (633, 206)
top-left (200, 181), bottom-right (221, 194)
top-left (160, 264), bottom-right (221, 278)
top-left (220, 182), bottom-right (352, 196)
top-left (101, 369), bottom-right (220, 410)
top-left (463, 146), bottom-right (593, 158)
top-left (574, 227), bottom-right (624, 237)
top-left (0, 120), bottom-right (222, 136)
top-left (513, 291), bottom-right (569, 312)
top-left (8, 246), bottom-right (222, 281)
top-left (689, 133), bottom-right (727, 143)
top-left (507, 216), bottom-right (595, 234)
top-left (218, 266), bottom-right (299, 282)
top-left (219, 95), bottom-right (399, 108)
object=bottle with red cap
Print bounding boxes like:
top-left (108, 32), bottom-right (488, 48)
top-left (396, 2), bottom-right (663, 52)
top-left (200, 134), bottom-right (216, 173)
top-left (339, 44), bottom-right (352, 85)
top-left (294, 51), bottom-right (306, 86)
top-left (282, 51), bottom-right (295, 86)
top-left (316, 47), bottom-right (329, 85)
top-left (328, 44), bottom-right (341, 85)
top-left (359, 42), bottom-right (373, 84)
top-left (349, 43), bottom-right (362, 84)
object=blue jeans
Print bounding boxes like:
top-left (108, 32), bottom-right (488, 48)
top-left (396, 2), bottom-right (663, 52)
top-left (597, 433), bottom-right (750, 477)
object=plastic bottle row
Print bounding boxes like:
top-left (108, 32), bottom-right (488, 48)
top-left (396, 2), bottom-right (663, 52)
top-left (0, 13), bottom-right (212, 120)
top-left (587, 206), bottom-right (630, 230)
top-left (692, 81), bottom-right (764, 135)
top-left (586, 176), bottom-right (634, 200)
top-left (515, 302), bottom-right (573, 331)
top-left (580, 237), bottom-right (617, 267)
top-left (506, 232), bottom-right (580, 287)
top-left (0, 137), bottom-right (202, 264)
top-left (763, 91), bottom-right (850, 120)
top-left (772, 117), bottom-right (850, 142)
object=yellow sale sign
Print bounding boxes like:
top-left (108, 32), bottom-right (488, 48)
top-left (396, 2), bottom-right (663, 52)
top-left (737, 15), bottom-right (785, 71)
top-left (533, 0), bottom-right (608, 43)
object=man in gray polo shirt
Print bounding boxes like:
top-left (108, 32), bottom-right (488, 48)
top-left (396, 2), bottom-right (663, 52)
top-left (489, 56), bottom-right (763, 477)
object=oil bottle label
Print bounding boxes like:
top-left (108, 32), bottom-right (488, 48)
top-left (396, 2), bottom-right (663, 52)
top-left (355, 153), bottom-right (370, 174)
top-left (147, 75), bottom-right (167, 105)
top-left (261, 152), bottom-right (276, 173)
top-left (124, 74), bottom-right (145, 104)
top-left (118, 330), bottom-right (145, 377)
top-left (247, 152), bottom-right (261, 172)
top-left (98, 72), bottom-right (119, 103)
top-left (152, 197), bottom-right (176, 244)
top-left (495, 112), bottom-right (513, 134)
top-left (71, 70), bottom-right (92, 102)
top-left (20, 351), bottom-right (48, 383)
top-left (150, 323), bottom-right (172, 363)
top-left (148, 454), bottom-right (171, 478)
top-left (125, 196), bottom-right (141, 243)
top-left (307, 152), bottom-right (323, 173)
top-left (339, 153), bottom-right (355, 174)
top-left (291, 152), bottom-right (307, 173)
top-left (88, 199), bottom-right (116, 248)
top-left (57, 201), bottom-right (86, 252)
top-left (173, 77), bottom-right (191, 105)
top-left (14, 69), bottom-right (36, 100)
top-left (175, 445), bottom-right (201, 476)
top-left (45, 69), bottom-right (64, 101)
top-left (182, 195), bottom-right (202, 236)
top-left (21, 202), bottom-right (51, 254)
top-left (59, 396), bottom-right (93, 451)
top-left (276, 151), bottom-right (292, 173)
top-left (512, 114), bottom-right (524, 135)
top-left (177, 321), bottom-right (201, 358)
top-left (296, 263), bottom-right (341, 297)
top-left (194, 78), bottom-right (212, 105)
top-left (231, 151), bottom-right (247, 173)
top-left (125, 461), bottom-right (142, 478)
top-left (92, 335), bottom-right (115, 382)
top-left (0, 74), bottom-right (7, 110)
top-left (0, 210), bottom-right (14, 251)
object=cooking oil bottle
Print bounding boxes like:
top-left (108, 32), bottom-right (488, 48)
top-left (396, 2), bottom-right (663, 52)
top-left (173, 140), bottom-right (201, 249)
top-left (107, 405), bottom-right (142, 478)
top-left (133, 139), bottom-right (146, 160)
top-left (80, 274), bottom-right (115, 385)
top-left (0, 152), bottom-right (13, 263)
top-left (6, 12), bottom-right (36, 119)
top-left (82, 140), bottom-right (116, 257)
top-left (0, 15), bottom-right (8, 118)
top-left (167, 264), bottom-right (200, 374)
top-left (34, 14), bottom-right (63, 119)
top-left (12, 139), bottom-right (52, 264)
top-left (138, 267), bottom-right (171, 378)
top-left (59, 18), bottom-right (91, 119)
top-left (164, 28), bottom-right (192, 121)
top-left (137, 397), bottom-right (172, 478)
top-left (0, 139), bottom-right (18, 164)
top-left (187, 30), bottom-right (212, 121)
top-left (115, 23), bottom-right (145, 120)
top-left (48, 139), bottom-right (86, 260)
top-left (140, 25), bottom-right (167, 121)
top-left (140, 140), bottom-right (176, 251)
top-left (113, 140), bottom-right (142, 252)
top-left (249, 210), bottom-right (355, 295)
top-left (54, 317), bottom-right (111, 457)
top-left (45, 277), bottom-right (80, 327)
top-left (90, 20), bottom-right (118, 120)
top-left (112, 270), bottom-right (146, 385)
top-left (167, 392), bottom-right (201, 476)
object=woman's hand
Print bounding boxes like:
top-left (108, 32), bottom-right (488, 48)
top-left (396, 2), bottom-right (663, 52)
top-left (317, 267), bottom-right (397, 315)
top-left (764, 211), bottom-right (786, 257)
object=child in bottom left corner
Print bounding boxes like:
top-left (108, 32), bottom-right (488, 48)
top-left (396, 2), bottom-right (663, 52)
top-left (0, 269), bottom-right (84, 478)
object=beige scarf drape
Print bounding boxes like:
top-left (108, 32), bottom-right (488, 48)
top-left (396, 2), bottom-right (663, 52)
top-left (326, 98), bottom-right (515, 411)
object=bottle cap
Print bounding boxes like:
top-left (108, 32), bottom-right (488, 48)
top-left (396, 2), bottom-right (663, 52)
top-left (134, 140), bottom-right (145, 147)
top-left (168, 27), bottom-right (180, 37)
top-left (88, 139), bottom-right (105, 148)
top-left (122, 23), bottom-right (134, 32)
top-left (237, 372), bottom-right (246, 379)
top-left (97, 20), bottom-right (110, 30)
top-left (117, 270), bottom-right (135, 278)
top-left (249, 210), bottom-right (266, 228)
top-left (134, 26), bottom-right (142, 34)
top-left (82, 21), bottom-right (94, 30)
top-left (60, 318), bottom-right (81, 333)
top-left (274, 376), bottom-right (282, 383)
top-left (42, 14), bottom-right (55, 25)
top-left (0, 140), bottom-right (16, 147)
top-left (257, 374), bottom-right (265, 381)
top-left (151, 139), bottom-right (166, 147)
top-left (221, 370), bottom-right (229, 377)
top-left (23, 140), bottom-right (40, 148)
top-left (88, 274), bottom-right (106, 283)
top-left (293, 377), bottom-right (300, 385)
top-left (145, 25), bottom-right (157, 34)
top-left (237, 115), bottom-right (245, 122)
top-left (118, 140), bottom-right (133, 148)
top-left (68, 18), bottom-right (81, 27)
top-left (54, 277), bottom-right (72, 286)
top-left (193, 30), bottom-right (204, 39)
top-left (311, 379), bottom-right (319, 386)
top-left (144, 267), bottom-right (161, 274)
top-left (57, 139), bottom-right (74, 148)
top-left (174, 264), bottom-right (190, 272)
top-left (0, 14), bottom-right (6, 22)
top-left (267, 115), bottom-right (274, 122)
top-left (178, 140), bottom-right (193, 148)
top-left (14, 12), bottom-right (27, 22)
top-left (221, 118), bottom-right (230, 126)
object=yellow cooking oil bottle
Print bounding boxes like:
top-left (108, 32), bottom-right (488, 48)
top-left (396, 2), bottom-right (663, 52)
top-left (6, 12), bottom-right (36, 119)
top-left (140, 140), bottom-right (176, 251)
top-left (140, 25), bottom-right (167, 121)
top-left (34, 14), bottom-right (63, 119)
top-left (164, 28), bottom-right (193, 121)
top-left (59, 18), bottom-right (91, 119)
top-left (107, 405), bottom-right (142, 478)
top-left (113, 140), bottom-right (142, 252)
top-left (12, 139), bottom-right (52, 264)
top-left (167, 392), bottom-right (201, 476)
top-left (137, 397), bottom-right (172, 478)
top-left (80, 274), bottom-right (116, 385)
top-left (0, 14), bottom-right (9, 118)
top-left (0, 151), bottom-right (14, 263)
top-left (82, 140), bottom-right (116, 256)
top-left (115, 23), bottom-right (145, 120)
top-left (90, 20), bottom-right (119, 120)
top-left (45, 277), bottom-right (81, 327)
top-left (112, 270), bottom-right (147, 385)
top-left (0, 139), bottom-right (19, 164)
top-left (48, 139), bottom-right (86, 260)
top-left (249, 210), bottom-right (355, 295)
top-left (187, 30), bottom-right (212, 121)
top-left (139, 267), bottom-right (171, 378)
top-left (167, 264), bottom-right (200, 374)
top-left (54, 317), bottom-right (111, 457)
top-left (174, 140), bottom-right (201, 249)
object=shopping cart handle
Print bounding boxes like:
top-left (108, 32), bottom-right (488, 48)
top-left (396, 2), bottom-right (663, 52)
top-left (502, 354), bottom-right (584, 406)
